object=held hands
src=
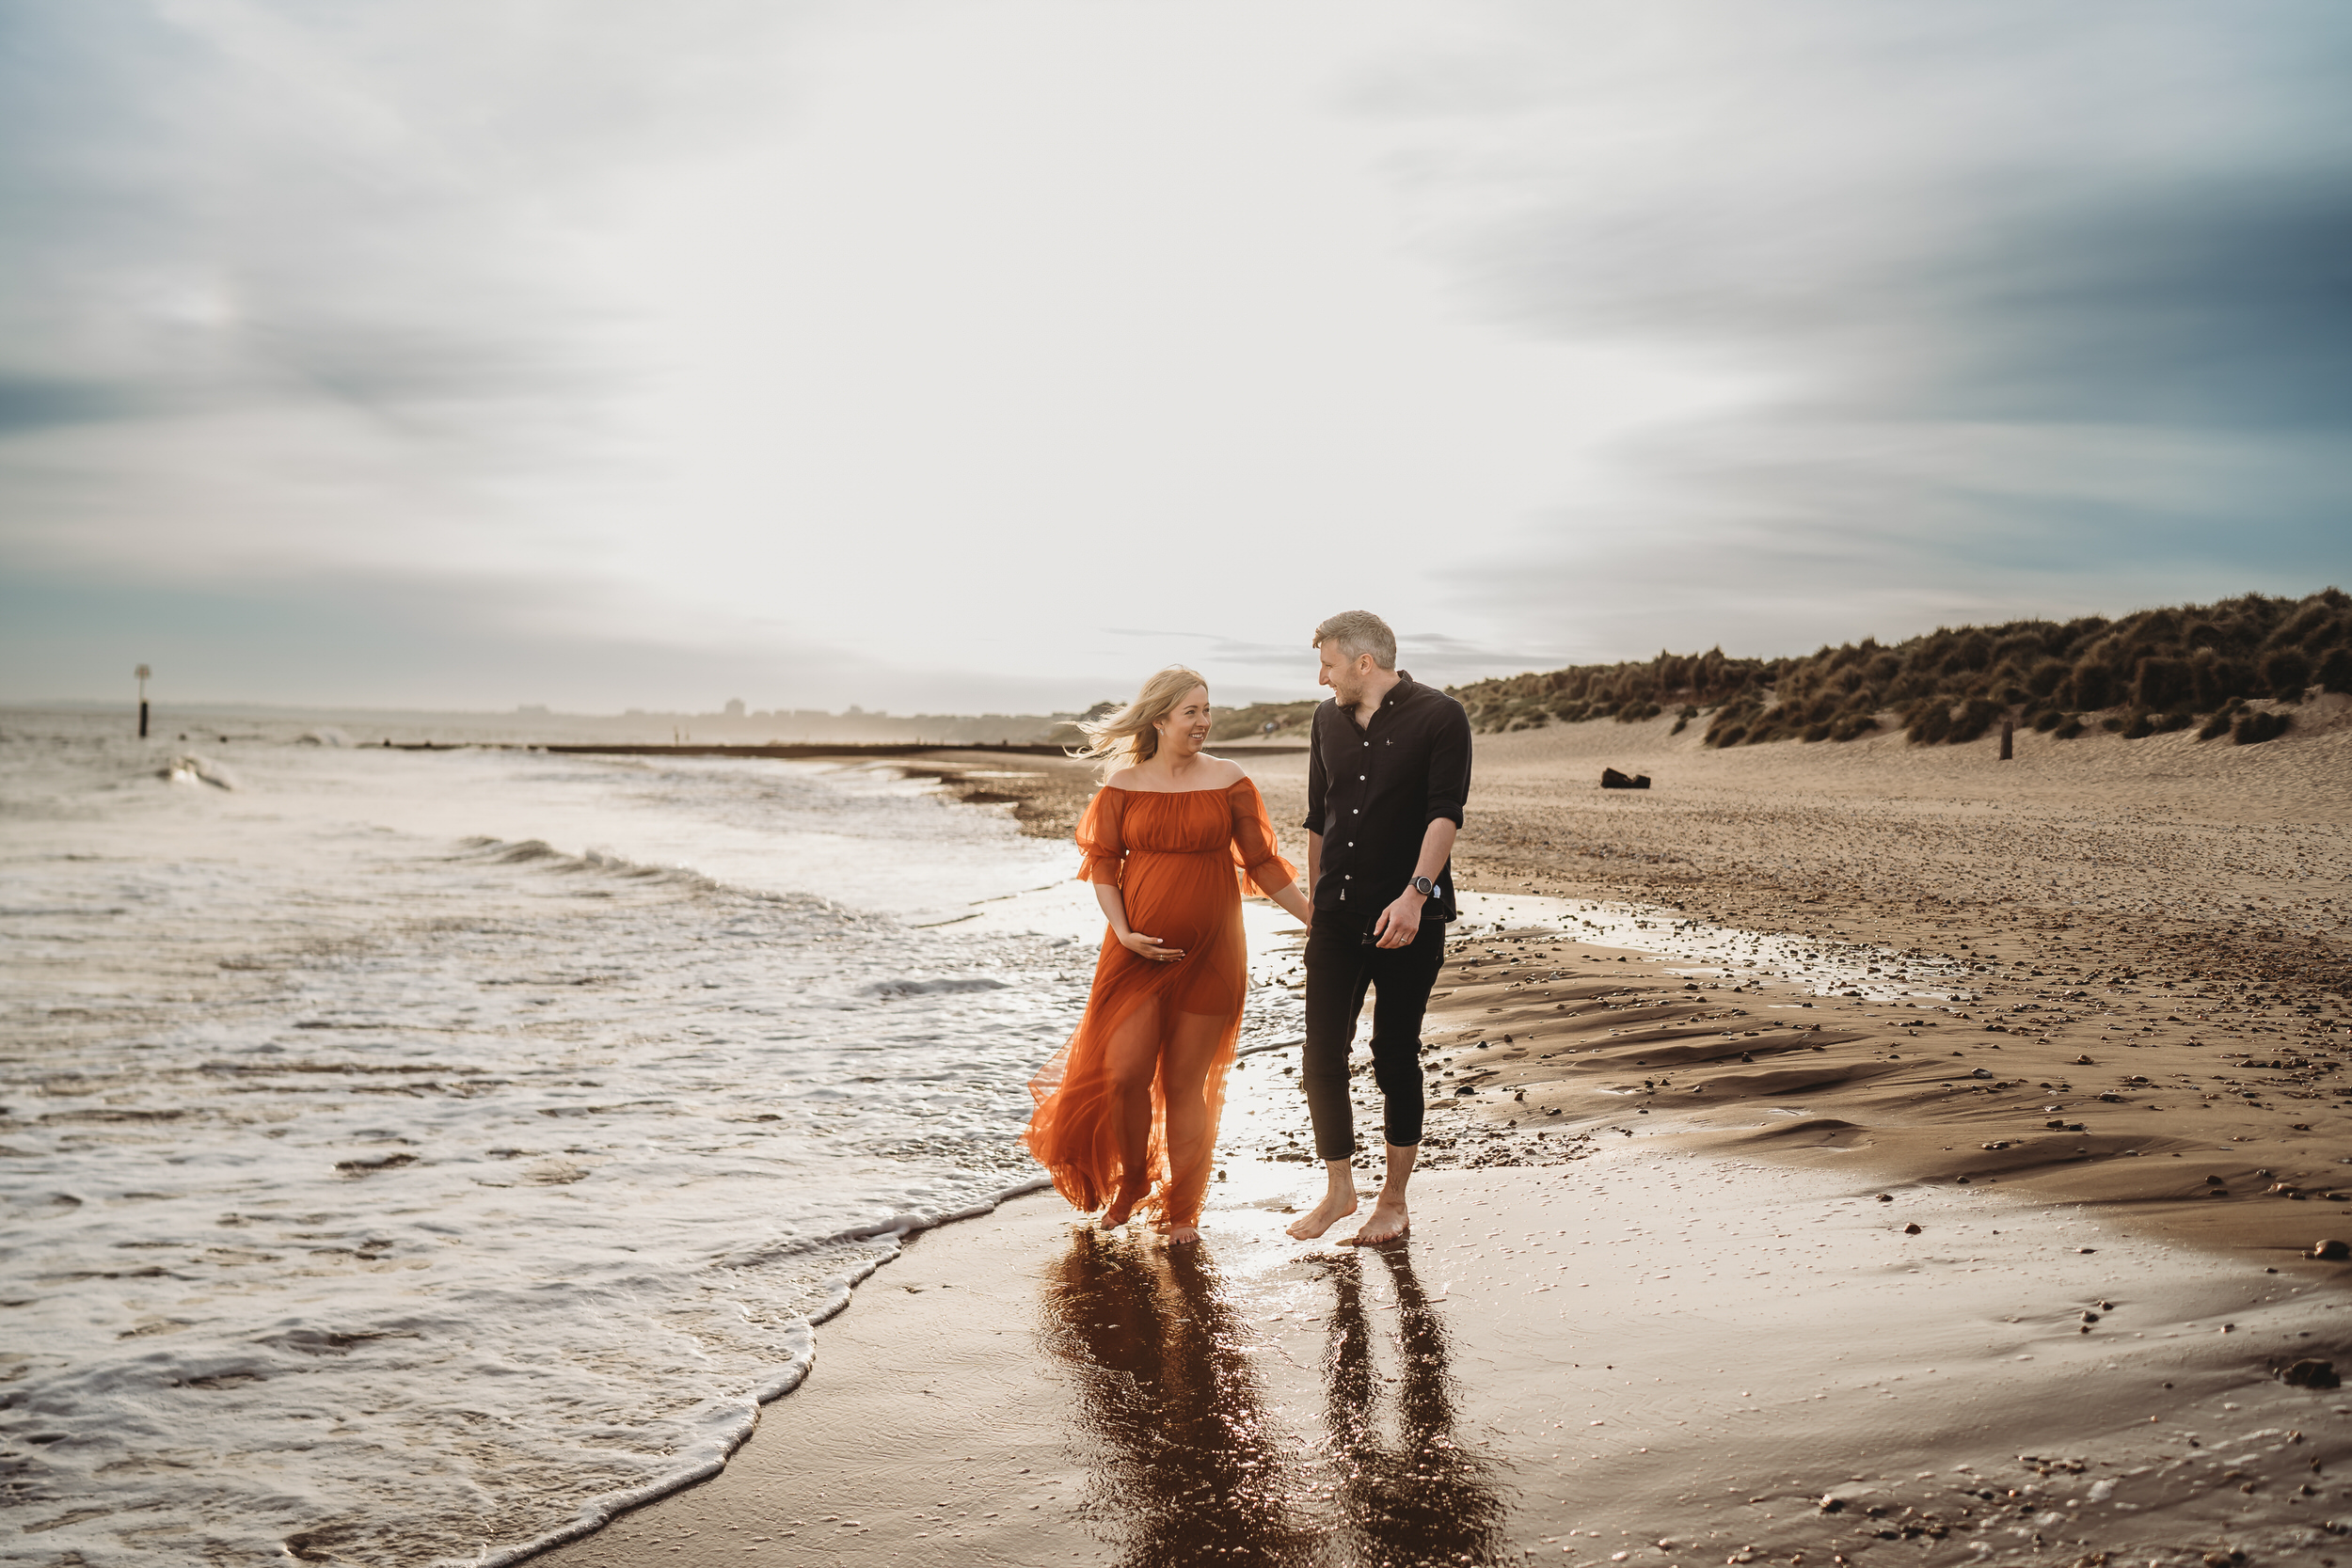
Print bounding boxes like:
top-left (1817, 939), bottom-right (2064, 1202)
top-left (1118, 929), bottom-right (1185, 962)
top-left (1371, 889), bottom-right (1426, 948)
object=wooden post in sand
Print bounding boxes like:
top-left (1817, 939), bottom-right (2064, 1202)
top-left (135, 664), bottom-right (151, 738)
top-left (1999, 719), bottom-right (2013, 760)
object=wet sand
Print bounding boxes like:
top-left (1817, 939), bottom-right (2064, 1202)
top-left (537, 1148), bottom-right (2352, 1568)
top-left (534, 721), bottom-right (2351, 1565)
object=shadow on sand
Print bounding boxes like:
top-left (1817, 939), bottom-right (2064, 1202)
top-left (1041, 1233), bottom-right (1511, 1566)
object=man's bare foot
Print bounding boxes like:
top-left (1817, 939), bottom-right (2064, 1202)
top-left (1098, 1186), bottom-right (1150, 1229)
top-left (1164, 1223), bottom-right (1201, 1244)
top-left (1342, 1196), bottom-right (1408, 1245)
top-left (1284, 1191), bottom-right (1359, 1241)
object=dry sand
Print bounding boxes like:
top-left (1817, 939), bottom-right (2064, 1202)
top-left (537, 718), bottom-right (2351, 1566)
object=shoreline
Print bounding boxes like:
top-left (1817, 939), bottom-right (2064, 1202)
top-left (526, 725), bottom-right (2348, 1565)
top-left (457, 1176), bottom-right (1057, 1568)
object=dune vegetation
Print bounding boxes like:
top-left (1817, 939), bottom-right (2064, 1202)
top-left (1445, 589), bottom-right (2352, 747)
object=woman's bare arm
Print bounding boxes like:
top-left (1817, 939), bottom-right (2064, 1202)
top-left (1094, 879), bottom-right (1184, 961)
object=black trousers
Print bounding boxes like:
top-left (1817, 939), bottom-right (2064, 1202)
top-left (1300, 910), bottom-right (1447, 1161)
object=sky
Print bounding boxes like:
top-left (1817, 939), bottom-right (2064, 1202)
top-left (3, 0), bottom-right (2348, 713)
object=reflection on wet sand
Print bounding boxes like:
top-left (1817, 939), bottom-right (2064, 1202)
top-left (1041, 1234), bottom-right (1509, 1566)
top-left (1044, 1233), bottom-right (1317, 1564)
top-left (1312, 1248), bottom-right (1507, 1566)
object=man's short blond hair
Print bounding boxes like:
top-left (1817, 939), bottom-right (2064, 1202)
top-left (1312, 610), bottom-right (1395, 672)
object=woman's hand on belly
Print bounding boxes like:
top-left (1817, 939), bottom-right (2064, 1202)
top-left (1117, 929), bottom-right (1185, 962)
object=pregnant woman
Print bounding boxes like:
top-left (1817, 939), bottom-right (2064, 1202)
top-left (1024, 666), bottom-right (1311, 1243)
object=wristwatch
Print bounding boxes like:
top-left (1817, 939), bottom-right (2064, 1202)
top-left (1409, 876), bottom-right (1438, 898)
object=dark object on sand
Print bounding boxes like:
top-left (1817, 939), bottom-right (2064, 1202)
top-left (2280, 1357), bottom-right (2342, 1389)
top-left (1999, 719), bottom-right (2013, 760)
top-left (2310, 1238), bottom-right (2351, 1261)
top-left (2233, 708), bottom-right (2293, 745)
top-left (1599, 768), bottom-right (1651, 790)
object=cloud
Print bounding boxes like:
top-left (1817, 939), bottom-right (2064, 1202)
top-left (3, 1), bottom-right (2347, 705)
top-left (0, 0), bottom-right (818, 437)
top-left (1366, 1), bottom-right (2352, 658)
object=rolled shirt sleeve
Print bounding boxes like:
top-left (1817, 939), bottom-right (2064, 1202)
top-left (1302, 706), bottom-right (1329, 834)
top-left (1424, 702), bottom-right (1471, 827)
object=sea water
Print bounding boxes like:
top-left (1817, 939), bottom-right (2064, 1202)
top-left (0, 712), bottom-right (1309, 1565)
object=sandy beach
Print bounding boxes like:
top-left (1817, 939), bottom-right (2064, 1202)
top-left (532, 713), bottom-right (2350, 1566)
top-left (540, 1155), bottom-right (2351, 1568)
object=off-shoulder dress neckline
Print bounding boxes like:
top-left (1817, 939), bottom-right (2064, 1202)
top-left (1103, 775), bottom-right (1255, 797)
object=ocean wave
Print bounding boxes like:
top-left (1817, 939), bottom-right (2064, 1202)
top-left (864, 975), bottom-right (1012, 998)
top-left (159, 752), bottom-right (237, 789)
top-left (4, 728), bottom-right (1083, 1567)
top-left (454, 1174), bottom-right (1054, 1568)
top-left (455, 834), bottom-right (723, 892)
top-left (452, 835), bottom-right (860, 916)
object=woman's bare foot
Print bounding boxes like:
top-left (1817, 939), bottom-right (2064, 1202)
top-left (1342, 1195), bottom-right (1409, 1245)
top-left (1098, 1185), bottom-right (1150, 1229)
top-left (1284, 1191), bottom-right (1359, 1241)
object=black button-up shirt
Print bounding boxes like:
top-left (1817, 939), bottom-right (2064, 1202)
top-left (1303, 672), bottom-right (1472, 921)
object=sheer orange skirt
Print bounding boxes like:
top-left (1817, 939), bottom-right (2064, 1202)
top-left (1022, 784), bottom-right (1294, 1229)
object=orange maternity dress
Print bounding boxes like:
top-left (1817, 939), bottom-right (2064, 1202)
top-left (1023, 777), bottom-right (1297, 1230)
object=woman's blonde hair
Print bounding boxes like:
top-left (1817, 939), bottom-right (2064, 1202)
top-left (1071, 665), bottom-right (1210, 781)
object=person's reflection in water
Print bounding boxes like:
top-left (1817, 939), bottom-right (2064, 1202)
top-left (1312, 1243), bottom-right (1510, 1565)
top-left (1043, 1232), bottom-right (1320, 1566)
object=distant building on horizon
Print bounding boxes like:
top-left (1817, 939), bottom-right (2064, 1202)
top-left (723, 698), bottom-right (744, 718)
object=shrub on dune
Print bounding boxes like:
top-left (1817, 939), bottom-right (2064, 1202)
top-left (1446, 587), bottom-right (2346, 746)
top-left (2321, 646), bottom-right (2352, 693)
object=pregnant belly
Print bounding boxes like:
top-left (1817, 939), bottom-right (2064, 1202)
top-left (1121, 852), bottom-right (1236, 951)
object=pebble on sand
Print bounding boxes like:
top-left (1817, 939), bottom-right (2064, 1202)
top-left (2280, 1358), bottom-right (2342, 1388)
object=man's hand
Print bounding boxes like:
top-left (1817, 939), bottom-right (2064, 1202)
top-left (1372, 890), bottom-right (1426, 948)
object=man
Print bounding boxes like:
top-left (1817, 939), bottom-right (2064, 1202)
top-left (1285, 610), bottom-right (1471, 1244)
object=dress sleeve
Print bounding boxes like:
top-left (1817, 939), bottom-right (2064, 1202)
top-left (1074, 786), bottom-right (1126, 885)
top-left (1228, 779), bottom-right (1299, 898)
